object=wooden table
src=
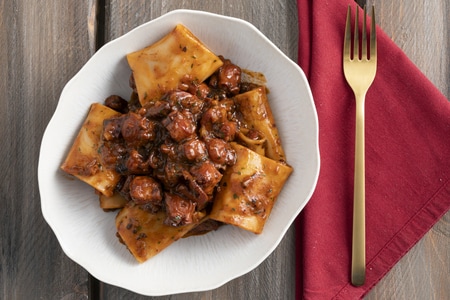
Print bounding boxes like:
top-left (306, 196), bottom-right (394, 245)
top-left (1, 0), bottom-right (448, 299)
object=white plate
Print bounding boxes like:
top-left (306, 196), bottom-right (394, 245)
top-left (38, 9), bottom-right (319, 296)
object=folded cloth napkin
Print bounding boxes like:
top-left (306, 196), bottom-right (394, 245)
top-left (295, 0), bottom-right (450, 299)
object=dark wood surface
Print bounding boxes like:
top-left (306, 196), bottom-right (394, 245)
top-left (1, 0), bottom-right (448, 299)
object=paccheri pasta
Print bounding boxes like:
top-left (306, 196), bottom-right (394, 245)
top-left (61, 24), bottom-right (292, 263)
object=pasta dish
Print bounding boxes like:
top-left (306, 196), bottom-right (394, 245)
top-left (60, 24), bottom-right (292, 263)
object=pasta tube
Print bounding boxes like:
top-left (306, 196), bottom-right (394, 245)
top-left (209, 143), bottom-right (292, 234)
top-left (61, 103), bottom-right (121, 196)
top-left (234, 87), bottom-right (286, 163)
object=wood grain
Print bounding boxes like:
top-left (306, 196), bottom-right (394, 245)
top-left (0, 1), bottom-right (96, 299)
top-left (0, 0), bottom-right (448, 299)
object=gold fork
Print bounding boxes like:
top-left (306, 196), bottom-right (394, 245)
top-left (343, 5), bottom-right (377, 286)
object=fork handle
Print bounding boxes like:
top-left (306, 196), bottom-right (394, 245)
top-left (352, 93), bottom-right (366, 286)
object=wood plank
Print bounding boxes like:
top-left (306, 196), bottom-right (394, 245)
top-left (365, 0), bottom-right (450, 299)
top-left (0, 0), bottom-right (98, 298)
top-left (97, 0), bottom-right (299, 298)
top-left (370, 0), bottom-right (449, 96)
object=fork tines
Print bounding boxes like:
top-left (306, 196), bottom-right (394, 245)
top-left (344, 5), bottom-right (376, 61)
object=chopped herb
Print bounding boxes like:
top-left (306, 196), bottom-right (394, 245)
top-left (136, 233), bottom-right (147, 240)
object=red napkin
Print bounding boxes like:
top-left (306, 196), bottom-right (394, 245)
top-left (295, 0), bottom-right (450, 299)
